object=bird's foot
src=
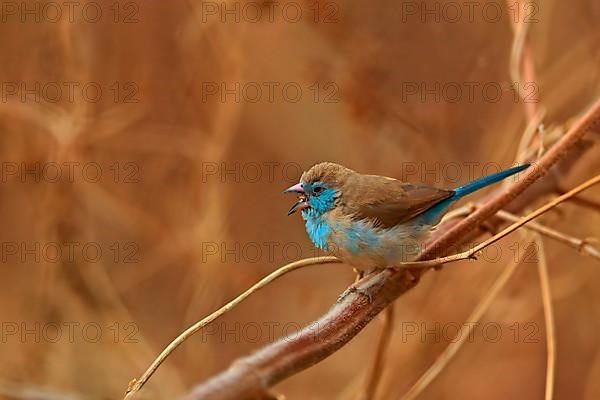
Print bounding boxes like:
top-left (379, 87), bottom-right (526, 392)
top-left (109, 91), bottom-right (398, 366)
top-left (348, 285), bottom-right (374, 303)
top-left (347, 268), bottom-right (388, 303)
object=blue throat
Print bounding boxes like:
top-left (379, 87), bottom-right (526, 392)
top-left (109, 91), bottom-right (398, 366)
top-left (300, 184), bottom-right (337, 250)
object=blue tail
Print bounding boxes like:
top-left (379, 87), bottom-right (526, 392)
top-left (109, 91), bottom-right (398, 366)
top-left (418, 163), bottom-right (529, 224)
top-left (453, 164), bottom-right (530, 199)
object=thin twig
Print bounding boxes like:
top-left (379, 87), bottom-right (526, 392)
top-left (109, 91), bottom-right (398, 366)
top-left (439, 204), bottom-right (476, 223)
top-left (360, 304), bottom-right (395, 400)
top-left (444, 206), bottom-right (600, 260)
top-left (535, 235), bottom-right (556, 400)
top-left (124, 256), bottom-right (342, 399)
top-left (519, 126), bottom-right (565, 166)
top-left (514, 108), bottom-right (546, 164)
top-left (556, 186), bottom-right (600, 213)
top-left (568, 195), bottom-right (600, 213)
top-left (496, 210), bottom-right (600, 260)
top-left (400, 231), bottom-right (532, 400)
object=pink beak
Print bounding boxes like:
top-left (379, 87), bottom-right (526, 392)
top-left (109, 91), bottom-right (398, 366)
top-left (283, 183), bottom-right (304, 194)
top-left (283, 183), bottom-right (309, 215)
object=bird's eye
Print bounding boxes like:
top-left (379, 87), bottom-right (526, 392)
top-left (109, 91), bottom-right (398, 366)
top-left (313, 186), bottom-right (323, 194)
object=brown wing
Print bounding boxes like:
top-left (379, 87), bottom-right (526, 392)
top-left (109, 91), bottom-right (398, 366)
top-left (343, 174), bottom-right (453, 229)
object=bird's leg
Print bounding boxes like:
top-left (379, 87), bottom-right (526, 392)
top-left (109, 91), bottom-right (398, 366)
top-left (338, 268), bottom-right (372, 303)
top-left (346, 268), bottom-right (386, 304)
top-left (353, 267), bottom-right (364, 282)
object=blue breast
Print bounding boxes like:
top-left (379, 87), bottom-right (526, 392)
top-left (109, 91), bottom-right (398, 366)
top-left (301, 210), bottom-right (428, 266)
top-left (301, 209), bottom-right (332, 250)
top-left (336, 220), bottom-right (380, 254)
top-left (301, 210), bottom-right (384, 254)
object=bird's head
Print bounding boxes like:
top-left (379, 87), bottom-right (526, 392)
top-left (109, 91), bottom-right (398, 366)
top-left (284, 162), bottom-right (353, 217)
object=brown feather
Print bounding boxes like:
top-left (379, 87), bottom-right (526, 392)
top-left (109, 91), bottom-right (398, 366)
top-left (300, 162), bottom-right (453, 229)
top-left (341, 174), bottom-right (453, 228)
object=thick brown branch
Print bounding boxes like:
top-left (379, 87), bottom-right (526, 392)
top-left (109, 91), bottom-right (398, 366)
top-left (182, 98), bottom-right (600, 400)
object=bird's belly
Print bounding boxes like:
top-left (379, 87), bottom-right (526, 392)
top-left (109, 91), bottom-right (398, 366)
top-left (329, 222), bottom-right (432, 270)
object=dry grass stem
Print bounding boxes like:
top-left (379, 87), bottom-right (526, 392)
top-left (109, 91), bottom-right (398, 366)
top-left (506, 0), bottom-right (539, 120)
top-left (497, 210), bottom-right (600, 260)
top-left (556, 186), bottom-right (600, 213)
top-left (360, 304), bottom-right (395, 400)
top-left (514, 108), bottom-right (547, 164)
top-left (535, 235), bottom-right (557, 400)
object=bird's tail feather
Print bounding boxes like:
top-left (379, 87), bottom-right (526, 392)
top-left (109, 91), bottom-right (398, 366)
top-left (452, 163), bottom-right (530, 199)
top-left (417, 163), bottom-right (529, 225)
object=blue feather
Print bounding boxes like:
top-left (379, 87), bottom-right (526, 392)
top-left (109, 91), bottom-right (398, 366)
top-left (302, 208), bottom-right (332, 250)
top-left (300, 182), bottom-right (338, 250)
top-left (340, 220), bottom-right (380, 254)
top-left (452, 164), bottom-right (530, 198)
top-left (418, 163), bottom-right (529, 224)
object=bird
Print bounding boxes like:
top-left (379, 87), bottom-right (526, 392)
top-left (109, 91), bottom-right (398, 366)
top-left (284, 162), bottom-right (529, 270)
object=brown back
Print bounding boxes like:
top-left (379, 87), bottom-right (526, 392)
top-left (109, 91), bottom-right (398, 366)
top-left (345, 174), bottom-right (453, 228)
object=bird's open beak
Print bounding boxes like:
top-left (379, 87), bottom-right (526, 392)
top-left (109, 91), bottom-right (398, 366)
top-left (284, 183), bottom-right (309, 215)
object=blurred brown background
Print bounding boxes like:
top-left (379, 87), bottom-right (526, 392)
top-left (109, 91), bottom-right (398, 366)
top-left (0, 0), bottom-right (599, 399)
